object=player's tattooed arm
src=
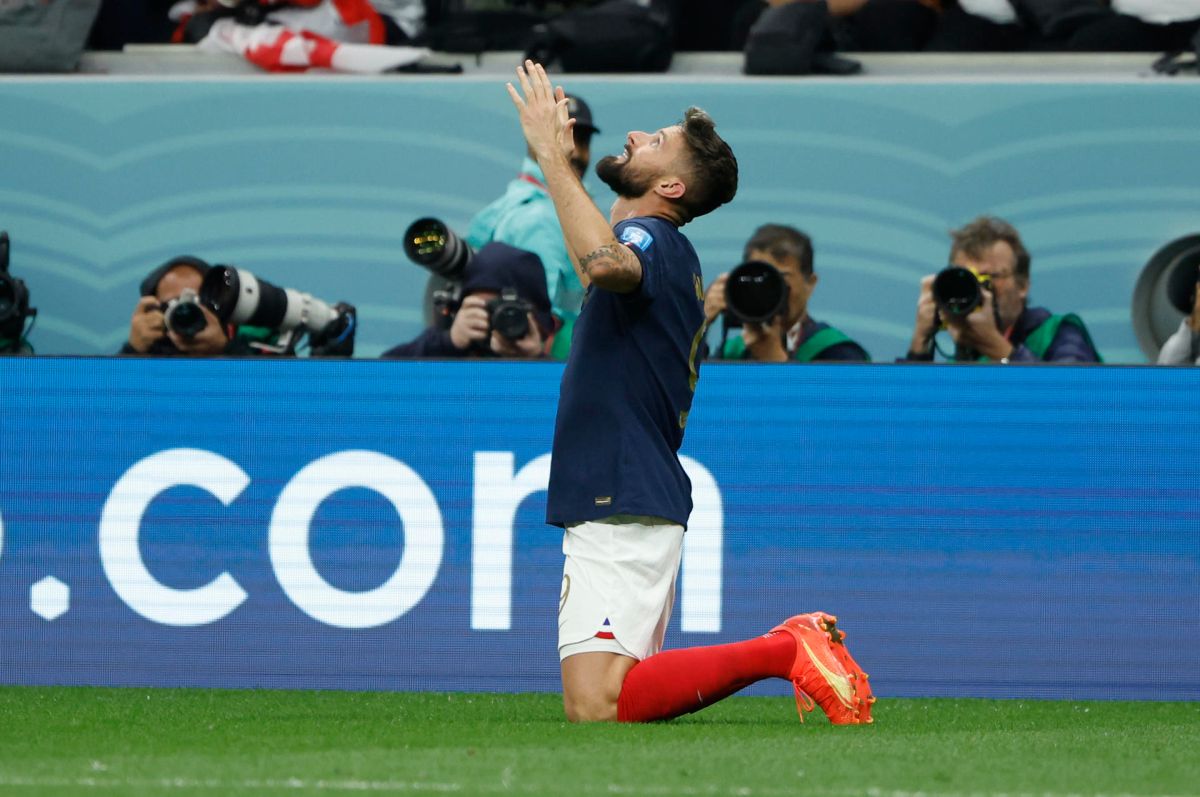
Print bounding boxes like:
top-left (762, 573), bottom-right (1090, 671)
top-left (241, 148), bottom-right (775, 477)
top-left (578, 243), bottom-right (643, 293)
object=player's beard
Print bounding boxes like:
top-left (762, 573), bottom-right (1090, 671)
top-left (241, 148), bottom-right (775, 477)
top-left (595, 155), bottom-right (656, 198)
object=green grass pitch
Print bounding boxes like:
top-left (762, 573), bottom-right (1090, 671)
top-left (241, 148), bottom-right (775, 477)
top-left (0, 687), bottom-right (1196, 796)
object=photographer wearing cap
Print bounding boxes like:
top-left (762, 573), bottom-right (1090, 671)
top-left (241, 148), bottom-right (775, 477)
top-left (121, 256), bottom-right (237, 356)
top-left (704, 223), bottom-right (869, 362)
top-left (466, 94), bottom-right (600, 358)
top-left (382, 241), bottom-right (555, 359)
top-left (904, 216), bottom-right (1100, 363)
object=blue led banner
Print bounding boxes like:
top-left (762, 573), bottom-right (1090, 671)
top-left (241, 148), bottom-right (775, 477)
top-left (0, 358), bottom-right (1197, 700)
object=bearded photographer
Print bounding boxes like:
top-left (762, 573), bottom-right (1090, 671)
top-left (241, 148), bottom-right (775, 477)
top-left (904, 216), bottom-right (1101, 364)
top-left (121, 256), bottom-right (239, 356)
top-left (704, 223), bottom-right (869, 362)
top-left (381, 241), bottom-right (555, 359)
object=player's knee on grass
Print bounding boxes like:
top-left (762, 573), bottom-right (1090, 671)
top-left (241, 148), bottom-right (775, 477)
top-left (562, 689), bottom-right (619, 723)
top-left (560, 652), bottom-right (635, 722)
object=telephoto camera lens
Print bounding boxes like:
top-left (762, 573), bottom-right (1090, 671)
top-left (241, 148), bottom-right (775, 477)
top-left (200, 266), bottom-right (340, 333)
top-left (725, 260), bottom-right (787, 324)
top-left (487, 289), bottom-right (532, 341)
top-left (404, 218), bottom-right (473, 280)
top-left (163, 290), bottom-right (208, 340)
top-left (932, 266), bottom-right (986, 318)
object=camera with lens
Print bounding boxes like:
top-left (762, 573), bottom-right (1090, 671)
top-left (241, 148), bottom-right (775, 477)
top-left (0, 231), bottom-right (37, 352)
top-left (487, 288), bottom-right (534, 341)
top-left (724, 259), bottom-right (787, 325)
top-left (430, 286), bottom-right (534, 347)
top-left (932, 265), bottom-right (993, 319)
top-left (405, 215), bottom-right (481, 334)
top-left (199, 265), bottom-right (356, 356)
top-left (405, 217), bottom-right (474, 281)
top-left (161, 288), bottom-right (209, 340)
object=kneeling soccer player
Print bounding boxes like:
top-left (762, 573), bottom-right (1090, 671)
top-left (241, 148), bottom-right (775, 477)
top-left (506, 60), bottom-right (874, 724)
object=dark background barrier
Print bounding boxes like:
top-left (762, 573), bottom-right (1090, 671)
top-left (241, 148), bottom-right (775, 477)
top-left (0, 358), bottom-right (1196, 699)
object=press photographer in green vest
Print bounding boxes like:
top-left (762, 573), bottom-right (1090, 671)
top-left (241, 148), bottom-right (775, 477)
top-left (904, 216), bottom-right (1101, 364)
top-left (704, 224), bottom-right (869, 363)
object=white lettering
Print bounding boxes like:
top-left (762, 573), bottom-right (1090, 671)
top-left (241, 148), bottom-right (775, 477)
top-left (680, 456), bottom-right (723, 633)
top-left (99, 448), bottom-right (249, 626)
top-left (269, 451), bottom-right (443, 629)
top-left (468, 452), bottom-right (723, 633)
top-left (471, 452), bottom-right (552, 630)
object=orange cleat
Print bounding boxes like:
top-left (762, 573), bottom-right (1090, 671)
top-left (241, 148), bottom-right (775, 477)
top-left (769, 612), bottom-right (873, 725)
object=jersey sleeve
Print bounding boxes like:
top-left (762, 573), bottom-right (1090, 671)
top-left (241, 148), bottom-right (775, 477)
top-left (614, 220), bottom-right (661, 300)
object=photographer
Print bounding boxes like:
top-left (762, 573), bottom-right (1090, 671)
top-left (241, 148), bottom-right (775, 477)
top-left (121, 256), bottom-right (240, 356)
top-left (904, 216), bottom-right (1101, 363)
top-left (0, 231), bottom-right (35, 355)
top-left (704, 224), bottom-right (869, 362)
top-left (466, 94), bottom-right (599, 358)
top-left (382, 242), bottom-right (554, 359)
top-left (1158, 272), bottom-right (1200, 365)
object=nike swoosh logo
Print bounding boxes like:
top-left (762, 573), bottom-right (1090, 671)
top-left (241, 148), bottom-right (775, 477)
top-left (801, 639), bottom-right (856, 707)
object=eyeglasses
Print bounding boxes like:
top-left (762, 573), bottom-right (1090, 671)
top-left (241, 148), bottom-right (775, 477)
top-left (949, 264), bottom-right (1015, 282)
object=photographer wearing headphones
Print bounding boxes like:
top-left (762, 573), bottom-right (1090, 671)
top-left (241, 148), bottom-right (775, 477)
top-left (704, 223), bottom-right (869, 362)
top-left (382, 241), bottom-right (555, 359)
top-left (121, 256), bottom-right (237, 356)
top-left (904, 216), bottom-right (1100, 363)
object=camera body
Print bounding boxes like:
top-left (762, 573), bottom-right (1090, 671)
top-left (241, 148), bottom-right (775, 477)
top-left (161, 288), bottom-right (209, 340)
top-left (433, 286), bottom-right (534, 344)
top-left (0, 231), bottom-right (37, 346)
top-left (486, 288), bottom-right (533, 341)
top-left (932, 265), bottom-right (993, 319)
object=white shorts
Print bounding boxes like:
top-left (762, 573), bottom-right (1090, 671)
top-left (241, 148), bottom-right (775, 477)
top-left (557, 514), bottom-right (685, 662)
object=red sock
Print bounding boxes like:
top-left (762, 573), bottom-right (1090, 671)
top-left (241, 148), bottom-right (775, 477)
top-left (616, 632), bottom-right (795, 723)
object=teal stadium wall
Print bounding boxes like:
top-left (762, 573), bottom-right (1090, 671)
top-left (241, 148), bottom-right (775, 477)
top-left (2, 77), bottom-right (1199, 361)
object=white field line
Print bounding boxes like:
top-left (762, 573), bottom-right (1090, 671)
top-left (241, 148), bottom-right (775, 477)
top-left (0, 777), bottom-right (1192, 797)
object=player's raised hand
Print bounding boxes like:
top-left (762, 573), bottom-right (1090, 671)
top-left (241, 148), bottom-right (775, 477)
top-left (506, 59), bottom-right (576, 167)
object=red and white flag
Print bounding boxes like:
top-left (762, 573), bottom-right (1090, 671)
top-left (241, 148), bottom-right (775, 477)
top-left (174, 0), bottom-right (430, 72)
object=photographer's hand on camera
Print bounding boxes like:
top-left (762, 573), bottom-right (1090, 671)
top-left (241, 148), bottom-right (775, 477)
top-left (908, 274), bottom-right (939, 358)
top-left (128, 296), bottom-right (167, 353)
top-left (490, 312), bottom-right (544, 358)
top-left (942, 282), bottom-right (1013, 362)
top-left (704, 273), bottom-right (728, 323)
top-left (741, 316), bottom-right (788, 362)
top-left (450, 295), bottom-right (493, 351)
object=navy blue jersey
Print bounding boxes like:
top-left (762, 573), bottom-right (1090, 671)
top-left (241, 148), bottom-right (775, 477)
top-left (546, 217), bottom-right (708, 529)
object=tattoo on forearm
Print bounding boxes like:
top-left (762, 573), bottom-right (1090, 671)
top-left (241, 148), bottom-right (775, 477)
top-left (578, 245), bottom-right (624, 277)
